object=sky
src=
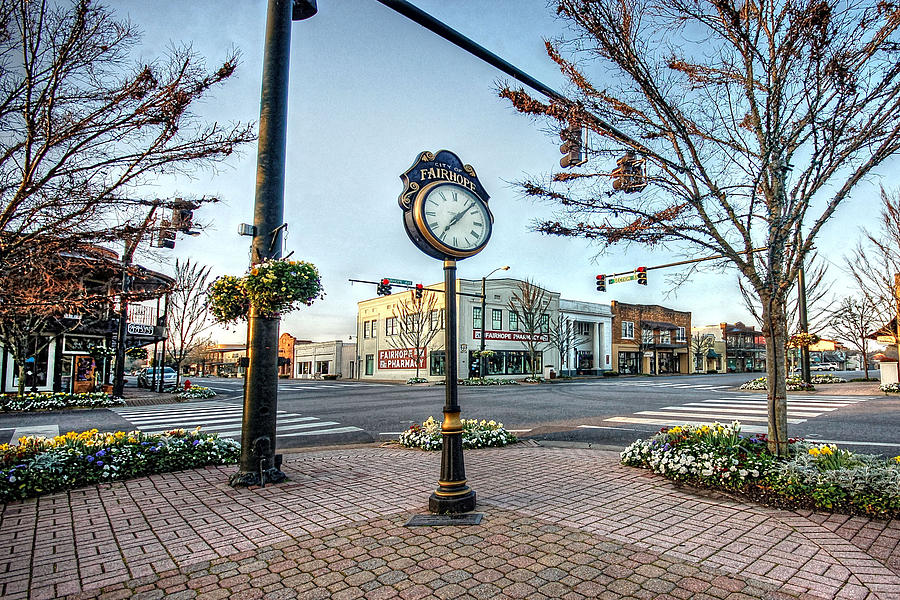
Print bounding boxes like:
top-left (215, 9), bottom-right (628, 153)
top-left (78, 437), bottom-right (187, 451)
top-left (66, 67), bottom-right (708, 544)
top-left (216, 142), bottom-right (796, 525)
top-left (116, 0), bottom-right (892, 344)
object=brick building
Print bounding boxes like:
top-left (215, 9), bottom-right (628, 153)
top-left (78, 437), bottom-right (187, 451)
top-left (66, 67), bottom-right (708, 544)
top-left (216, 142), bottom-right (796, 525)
top-left (610, 301), bottom-right (691, 374)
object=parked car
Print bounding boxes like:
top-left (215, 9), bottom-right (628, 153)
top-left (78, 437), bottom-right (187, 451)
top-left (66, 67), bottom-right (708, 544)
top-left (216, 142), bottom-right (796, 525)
top-left (811, 362), bottom-right (839, 371)
top-left (137, 367), bottom-right (177, 388)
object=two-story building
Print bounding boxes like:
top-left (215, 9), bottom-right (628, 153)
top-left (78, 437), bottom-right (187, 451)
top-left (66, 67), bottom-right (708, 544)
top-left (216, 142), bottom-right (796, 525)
top-left (690, 325), bottom-right (727, 373)
top-left (719, 322), bottom-right (766, 372)
top-left (610, 301), bottom-right (691, 374)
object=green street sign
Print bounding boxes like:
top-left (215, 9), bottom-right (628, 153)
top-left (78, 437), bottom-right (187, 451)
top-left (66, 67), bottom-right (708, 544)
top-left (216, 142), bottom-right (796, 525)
top-left (388, 278), bottom-right (413, 286)
top-left (609, 273), bottom-right (637, 284)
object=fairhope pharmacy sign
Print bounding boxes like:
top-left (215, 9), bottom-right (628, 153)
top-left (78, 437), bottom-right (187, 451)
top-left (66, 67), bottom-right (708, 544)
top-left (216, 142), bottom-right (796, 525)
top-left (378, 348), bottom-right (427, 369)
top-left (473, 330), bottom-right (550, 342)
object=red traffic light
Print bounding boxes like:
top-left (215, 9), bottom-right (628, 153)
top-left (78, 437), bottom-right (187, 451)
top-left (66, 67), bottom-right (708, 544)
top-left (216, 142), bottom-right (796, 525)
top-left (636, 266), bottom-right (646, 272)
top-left (415, 283), bottom-right (423, 290)
top-left (381, 278), bottom-right (390, 285)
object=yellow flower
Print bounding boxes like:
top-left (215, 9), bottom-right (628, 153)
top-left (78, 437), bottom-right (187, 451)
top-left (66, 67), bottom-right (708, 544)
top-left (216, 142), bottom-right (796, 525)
top-left (893, 456), bottom-right (900, 464)
top-left (809, 448), bottom-right (821, 456)
top-left (820, 446), bottom-right (833, 455)
top-left (251, 268), bottom-right (259, 276)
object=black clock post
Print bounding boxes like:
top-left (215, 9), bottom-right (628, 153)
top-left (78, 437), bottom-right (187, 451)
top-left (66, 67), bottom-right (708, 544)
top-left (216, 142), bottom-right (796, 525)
top-left (398, 149), bottom-right (493, 514)
top-left (429, 259), bottom-right (476, 513)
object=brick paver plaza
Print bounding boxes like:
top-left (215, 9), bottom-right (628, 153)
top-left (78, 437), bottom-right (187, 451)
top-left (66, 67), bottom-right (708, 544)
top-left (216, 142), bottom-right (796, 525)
top-left (1, 444), bottom-right (899, 599)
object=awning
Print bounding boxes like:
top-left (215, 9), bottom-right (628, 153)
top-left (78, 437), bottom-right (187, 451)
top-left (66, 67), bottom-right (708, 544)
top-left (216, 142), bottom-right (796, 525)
top-left (867, 317), bottom-right (897, 342)
top-left (641, 320), bottom-right (678, 330)
top-left (707, 349), bottom-right (720, 358)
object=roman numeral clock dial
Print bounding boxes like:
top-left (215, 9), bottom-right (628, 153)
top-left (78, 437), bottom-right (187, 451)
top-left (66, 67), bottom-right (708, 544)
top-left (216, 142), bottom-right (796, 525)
top-left (415, 182), bottom-right (492, 258)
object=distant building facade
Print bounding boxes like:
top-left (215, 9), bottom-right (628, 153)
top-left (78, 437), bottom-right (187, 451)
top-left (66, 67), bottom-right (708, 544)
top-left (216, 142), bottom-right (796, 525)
top-left (354, 278), bottom-right (617, 382)
top-left (293, 340), bottom-right (356, 379)
top-left (691, 326), bottom-right (726, 373)
top-left (610, 301), bottom-right (691, 375)
top-left (720, 322), bottom-right (766, 372)
top-left (202, 344), bottom-right (247, 378)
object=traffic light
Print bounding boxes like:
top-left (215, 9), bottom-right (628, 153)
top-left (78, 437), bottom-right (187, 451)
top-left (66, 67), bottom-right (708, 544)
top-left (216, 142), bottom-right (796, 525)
top-left (612, 151), bottom-right (648, 193)
top-left (414, 283), bottom-right (424, 299)
top-left (596, 274), bottom-right (606, 292)
top-left (559, 124), bottom-right (587, 168)
top-left (636, 266), bottom-right (647, 285)
top-left (151, 220), bottom-right (176, 249)
top-left (172, 207), bottom-right (194, 232)
top-left (377, 278), bottom-right (392, 296)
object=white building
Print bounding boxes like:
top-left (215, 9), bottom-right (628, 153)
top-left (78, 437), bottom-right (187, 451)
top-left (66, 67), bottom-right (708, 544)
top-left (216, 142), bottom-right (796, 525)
top-left (356, 278), bottom-right (614, 382)
top-left (293, 340), bottom-right (357, 379)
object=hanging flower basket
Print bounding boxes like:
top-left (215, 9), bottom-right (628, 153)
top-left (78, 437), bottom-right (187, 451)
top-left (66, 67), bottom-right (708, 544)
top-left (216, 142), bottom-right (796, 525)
top-left (125, 347), bottom-right (148, 360)
top-left (88, 345), bottom-right (115, 360)
top-left (788, 332), bottom-right (820, 349)
top-left (207, 259), bottom-right (324, 324)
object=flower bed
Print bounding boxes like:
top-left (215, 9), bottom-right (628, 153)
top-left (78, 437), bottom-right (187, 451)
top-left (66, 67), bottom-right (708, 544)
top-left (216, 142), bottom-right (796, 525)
top-left (881, 382), bottom-right (900, 393)
top-left (0, 392), bottom-right (124, 412)
top-left (621, 421), bottom-right (900, 518)
top-left (406, 377), bottom-right (429, 384)
top-left (176, 386), bottom-right (216, 400)
top-left (459, 377), bottom-right (519, 386)
top-left (0, 427), bottom-right (239, 503)
top-left (398, 417), bottom-right (518, 450)
top-left (811, 374), bottom-right (847, 384)
top-left (739, 376), bottom-right (814, 391)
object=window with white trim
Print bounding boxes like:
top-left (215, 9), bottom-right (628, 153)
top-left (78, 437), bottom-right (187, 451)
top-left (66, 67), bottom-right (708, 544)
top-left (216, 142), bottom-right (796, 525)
top-left (622, 321), bottom-right (634, 339)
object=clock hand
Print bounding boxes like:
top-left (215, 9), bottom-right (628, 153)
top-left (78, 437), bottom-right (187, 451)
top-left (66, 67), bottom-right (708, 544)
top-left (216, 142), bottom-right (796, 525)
top-left (444, 201), bottom-right (473, 231)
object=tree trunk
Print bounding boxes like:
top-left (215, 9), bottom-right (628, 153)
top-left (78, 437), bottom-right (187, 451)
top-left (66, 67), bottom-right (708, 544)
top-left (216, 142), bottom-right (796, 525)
top-left (761, 293), bottom-right (789, 455)
top-left (17, 362), bottom-right (26, 396)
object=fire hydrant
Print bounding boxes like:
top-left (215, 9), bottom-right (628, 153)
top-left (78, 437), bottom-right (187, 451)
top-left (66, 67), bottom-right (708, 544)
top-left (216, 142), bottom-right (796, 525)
top-left (184, 379), bottom-right (192, 390)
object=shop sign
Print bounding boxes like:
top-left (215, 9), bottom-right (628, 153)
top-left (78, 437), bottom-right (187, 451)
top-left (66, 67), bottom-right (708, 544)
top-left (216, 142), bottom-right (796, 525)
top-left (643, 351), bottom-right (654, 357)
top-left (877, 335), bottom-right (897, 344)
top-left (378, 348), bottom-right (427, 369)
top-left (127, 323), bottom-right (154, 336)
top-left (473, 330), bottom-right (550, 342)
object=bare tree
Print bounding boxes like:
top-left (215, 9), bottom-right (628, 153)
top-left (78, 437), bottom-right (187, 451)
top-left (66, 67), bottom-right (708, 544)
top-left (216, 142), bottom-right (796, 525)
top-left (389, 290), bottom-right (442, 380)
top-left (846, 188), bottom-right (900, 327)
top-left (547, 316), bottom-right (585, 375)
top-left (828, 297), bottom-right (880, 380)
top-left (0, 0), bottom-right (253, 280)
top-left (500, 1), bottom-right (900, 453)
top-left (508, 280), bottom-right (551, 380)
top-left (165, 259), bottom-right (212, 387)
top-left (738, 253), bottom-right (834, 338)
top-left (691, 333), bottom-right (715, 374)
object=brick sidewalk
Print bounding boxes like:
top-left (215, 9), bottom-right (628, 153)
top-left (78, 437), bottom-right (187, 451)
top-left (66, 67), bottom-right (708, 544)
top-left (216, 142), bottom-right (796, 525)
top-left (1, 446), bottom-right (898, 599)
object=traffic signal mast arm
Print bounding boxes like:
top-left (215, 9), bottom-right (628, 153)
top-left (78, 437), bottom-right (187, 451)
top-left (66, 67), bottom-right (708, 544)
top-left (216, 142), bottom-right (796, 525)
top-left (348, 279), bottom-right (484, 299)
top-left (606, 247), bottom-right (769, 279)
top-left (374, 0), bottom-right (687, 175)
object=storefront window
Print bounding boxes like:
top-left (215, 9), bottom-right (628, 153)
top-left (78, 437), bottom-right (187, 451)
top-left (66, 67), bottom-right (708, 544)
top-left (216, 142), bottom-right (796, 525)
top-left (658, 352), bottom-right (678, 374)
top-left (365, 354), bottom-right (374, 375)
top-left (430, 351), bottom-right (445, 376)
top-left (618, 351), bottom-right (640, 374)
top-left (487, 351), bottom-right (505, 375)
top-left (315, 361), bottom-right (329, 375)
top-left (466, 350), bottom-right (539, 376)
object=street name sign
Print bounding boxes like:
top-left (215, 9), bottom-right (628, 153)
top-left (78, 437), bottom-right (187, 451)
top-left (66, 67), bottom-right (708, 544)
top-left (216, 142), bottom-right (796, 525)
top-left (388, 278), bottom-right (413, 286)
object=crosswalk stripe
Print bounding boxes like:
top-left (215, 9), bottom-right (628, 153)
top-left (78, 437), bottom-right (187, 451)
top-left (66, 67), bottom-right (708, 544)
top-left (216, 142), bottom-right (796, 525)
top-left (634, 410), bottom-right (806, 424)
top-left (604, 416), bottom-right (768, 433)
top-left (113, 402), bottom-right (362, 439)
top-left (682, 403), bottom-right (830, 414)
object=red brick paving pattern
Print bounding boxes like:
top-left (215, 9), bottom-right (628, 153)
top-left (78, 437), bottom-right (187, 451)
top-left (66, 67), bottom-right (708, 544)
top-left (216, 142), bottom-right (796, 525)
top-left (0, 445), bottom-right (897, 599)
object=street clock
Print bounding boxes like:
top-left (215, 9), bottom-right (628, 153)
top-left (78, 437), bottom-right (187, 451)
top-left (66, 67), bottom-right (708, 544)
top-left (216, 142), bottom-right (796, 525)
top-left (399, 150), bottom-right (493, 260)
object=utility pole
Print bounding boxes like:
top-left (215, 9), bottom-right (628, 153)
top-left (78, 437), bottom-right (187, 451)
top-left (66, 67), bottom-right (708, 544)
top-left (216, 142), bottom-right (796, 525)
top-left (230, 0), bottom-right (317, 488)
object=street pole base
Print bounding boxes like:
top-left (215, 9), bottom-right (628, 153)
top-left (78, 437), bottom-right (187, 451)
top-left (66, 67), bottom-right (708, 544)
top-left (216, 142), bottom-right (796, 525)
top-left (429, 489), bottom-right (476, 514)
top-left (228, 468), bottom-right (287, 488)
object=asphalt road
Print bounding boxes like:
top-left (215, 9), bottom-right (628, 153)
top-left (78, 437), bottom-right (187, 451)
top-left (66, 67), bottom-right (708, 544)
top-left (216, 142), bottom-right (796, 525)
top-left (1, 371), bottom-right (897, 457)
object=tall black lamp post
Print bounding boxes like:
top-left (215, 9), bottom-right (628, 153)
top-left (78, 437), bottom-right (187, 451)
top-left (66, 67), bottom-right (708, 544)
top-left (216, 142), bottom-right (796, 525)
top-left (230, 0), bottom-right (317, 488)
top-left (479, 265), bottom-right (509, 378)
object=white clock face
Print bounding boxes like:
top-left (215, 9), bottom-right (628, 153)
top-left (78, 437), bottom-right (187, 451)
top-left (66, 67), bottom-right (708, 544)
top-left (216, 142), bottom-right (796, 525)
top-left (418, 183), bottom-right (492, 254)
